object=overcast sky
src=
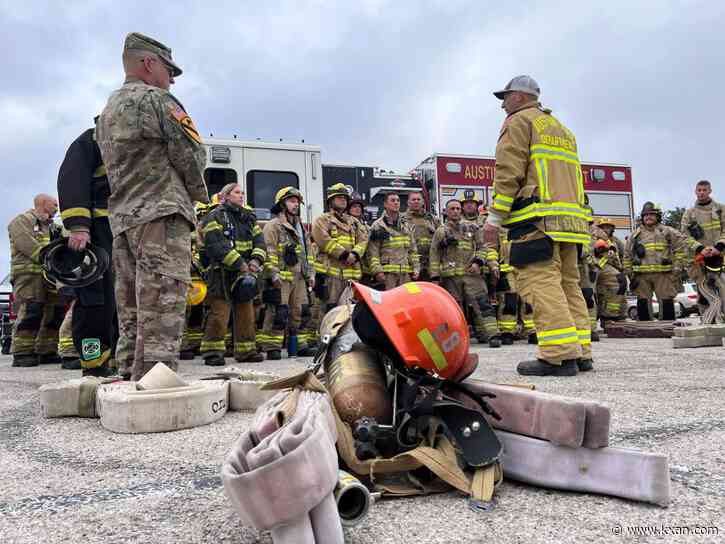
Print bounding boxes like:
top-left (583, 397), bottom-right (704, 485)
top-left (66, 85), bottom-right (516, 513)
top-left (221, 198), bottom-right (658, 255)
top-left (1, 0), bottom-right (723, 274)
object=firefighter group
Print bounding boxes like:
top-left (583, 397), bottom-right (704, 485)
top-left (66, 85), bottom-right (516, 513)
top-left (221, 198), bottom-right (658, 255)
top-left (6, 32), bottom-right (725, 381)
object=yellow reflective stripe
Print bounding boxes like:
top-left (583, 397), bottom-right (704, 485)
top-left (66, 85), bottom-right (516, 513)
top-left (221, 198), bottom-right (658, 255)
top-left (278, 270), bottom-right (293, 281)
top-left (577, 329), bottom-right (591, 345)
top-left (93, 164), bottom-right (107, 178)
top-left (203, 221), bottom-right (223, 233)
top-left (92, 208), bottom-right (109, 218)
top-left (575, 164), bottom-right (584, 205)
top-left (537, 326), bottom-right (579, 346)
top-left (235, 241), bottom-right (252, 251)
top-left (500, 264), bottom-right (514, 272)
top-left (251, 248), bottom-right (267, 261)
top-left (61, 207), bottom-right (91, 220)
top-left (201, 340), bottom-right (226, 351)
top-left (382, 264), bottom-right (413, 273)
top-left (234, 341), bottom-right (257, 352)
top-left (530, 143), bottom-right (579, 161)
top-left (81, 349), bottom-right (111, 369)
top-left (632, 264), bottom-right (673, 272)
top-left (417, 328), bottom-right (448, 372)
top-left (252, 226), bottom-right (262, 236)
top-left (492, 193), bottom-right (513, 212)
top-left (545, 231), bottom-right (591, 244)
top-left (223, 250), bottom-right (241, 267)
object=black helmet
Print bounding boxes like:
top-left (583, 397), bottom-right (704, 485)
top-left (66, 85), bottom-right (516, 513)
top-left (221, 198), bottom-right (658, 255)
top-left (348, 192), bottom-right (365, 209)
top-left (39, 238), bottom-right (109, 288)
top-left (230, 273), bottom-right (257, 303)
top-left (461, 189), bottom-right (480, 204)
top-left (640, 201), bottom-right (662, 220)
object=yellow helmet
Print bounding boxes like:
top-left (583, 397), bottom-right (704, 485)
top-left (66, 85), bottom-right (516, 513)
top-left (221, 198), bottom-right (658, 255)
top-left (597, 216), bottom-right (615, 228)
top-left (326, 183), bottom-right (351, 204)
top-left (186, 279), bottom-right (207, 306)
top-left (271, 186), bottom-right (304, 214)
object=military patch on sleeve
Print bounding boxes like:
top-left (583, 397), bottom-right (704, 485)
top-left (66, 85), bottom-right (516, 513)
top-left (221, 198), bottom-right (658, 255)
top-left (169, 102), bottom-right (202, 145)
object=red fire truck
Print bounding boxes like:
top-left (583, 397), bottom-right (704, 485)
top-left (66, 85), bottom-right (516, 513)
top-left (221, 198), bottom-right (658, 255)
top-left (413, 153), bottom-right (634, 238)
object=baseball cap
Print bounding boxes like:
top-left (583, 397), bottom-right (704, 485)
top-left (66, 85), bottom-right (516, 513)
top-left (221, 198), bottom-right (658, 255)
top-left (124, 32), bottom-right (183, 77)
top-left (493, 75), bottom-right (540, 99)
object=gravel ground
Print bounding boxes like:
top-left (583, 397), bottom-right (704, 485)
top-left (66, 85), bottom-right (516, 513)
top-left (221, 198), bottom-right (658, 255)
top-left (1, 335), bottom-right (724, 544)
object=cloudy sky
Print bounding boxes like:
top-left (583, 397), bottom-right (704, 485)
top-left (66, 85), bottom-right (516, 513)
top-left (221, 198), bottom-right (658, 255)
top-left (1, 0), bottom-right (723, 273)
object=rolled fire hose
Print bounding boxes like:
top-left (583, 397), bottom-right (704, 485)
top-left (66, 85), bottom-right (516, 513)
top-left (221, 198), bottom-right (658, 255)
top-left (698, 273), bottom-right (725, 324)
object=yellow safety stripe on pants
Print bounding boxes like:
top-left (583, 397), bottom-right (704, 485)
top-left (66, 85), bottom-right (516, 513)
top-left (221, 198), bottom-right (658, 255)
top-left (500, 264), bottom-right (514, 273)
top-left (632, 264), bottom-right (673, 273)
top-left (58, 338), bottom-right (75, 349)
top-left (417, 328), bottom-right (448, 372)
top-left (523, 319), bottom-right (535, 327)
top-left (577, 329), bottom-right (591, 346)
top-left (234, 341), bottom-right (257, 353)
top-left (61, 207), bottom-right (91, 220)
top-left (183, 332), bottom-right (203, 340)
top-left (606, 302), bottom-right (622, 311)
top-left (498, 320), bottom-right (517, 331)
top-left (537, 326), bottom-right (579, 346)
top-left (200, 340), bottom-right (226, 352)
top-left (491, 192), bottom-right (513, 213)
top-left (486, 249), bottom-right (499, 261)
top-left (80, 349), bottom-right (111, 369)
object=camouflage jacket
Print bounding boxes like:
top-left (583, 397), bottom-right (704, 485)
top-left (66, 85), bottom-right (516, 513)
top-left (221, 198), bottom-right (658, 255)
top-left (96, 77), bottom-right (208, 237)
top-left (367, 212), bottom-right (419, 276)
top-left (263, 213), bottom-right (313, 282)
top-left (8, 210), bottom-right (57, 278)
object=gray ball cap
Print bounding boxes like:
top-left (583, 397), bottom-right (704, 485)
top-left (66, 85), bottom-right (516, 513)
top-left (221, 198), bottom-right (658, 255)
top-left (124, 32), bottom-right (183, 77)
top-left (493, 75), bottom-right (540, 99)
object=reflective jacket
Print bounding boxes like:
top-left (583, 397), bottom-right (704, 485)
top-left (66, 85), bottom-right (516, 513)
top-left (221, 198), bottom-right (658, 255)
top-left (8, 210), bottom-right (58, 279)
top-left (263, 213), bottom-right (313, 282)
top-left (311, 211), bottom-right (368, 280)
top-left (489, 101), bottom-right (590, 244)
top-left (680, 200), bottom-right (725, 253)
top-left (429, 218), bottom-right (487, 278)
top-left (367, 212), bottom-right (419, 276)
top-left (402, 209), bottom-right (440, 272)
top-left (57, 127), bottom-right (110, 232)
top-left (201, 202), bottom-right (266, 272)
top-left (624, 224), bottom-right (686, 274)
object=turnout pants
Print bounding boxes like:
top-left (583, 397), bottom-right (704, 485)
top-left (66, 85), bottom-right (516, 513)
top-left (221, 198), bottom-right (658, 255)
top-left (58, 301), bottom-right (79, 359)
top-left (259, 276), bottom-right (308, 352)
top-left (73, 218), bottom-right (118, 371)
top-left (201, 297), bottom-right (257, 359)
top-left (11, 274), bottom-right (64, 357)
top-left (516, 242), bottom-right (591, 364)
top-left (113, 214), bottom-right (191, 380)
top-left (180, 303), bottom-right (205, 354)
top-left (596, 264), bottom-right (627, 320)
top-left (442, 275), bottom-right (500, 339)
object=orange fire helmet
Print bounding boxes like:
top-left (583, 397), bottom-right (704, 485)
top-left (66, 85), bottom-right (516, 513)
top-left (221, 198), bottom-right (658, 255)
top-left (352, 281), bottom-right (470, 380)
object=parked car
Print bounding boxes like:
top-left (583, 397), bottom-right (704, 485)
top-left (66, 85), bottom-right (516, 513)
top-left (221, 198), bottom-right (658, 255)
top-left (675, 282), bottom-right (700, 317)
top-left (1, 273), bottom-right (13, 355)
top-left (626, 295), bottom-right (683, 320)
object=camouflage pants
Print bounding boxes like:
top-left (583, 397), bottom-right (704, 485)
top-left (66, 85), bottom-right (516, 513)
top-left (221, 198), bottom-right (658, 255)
top-left (113, 214), bottom-right (191, 380)
top-left (11, 274), bottom-right (64, 356)
top-left (442, 275), bottom-right (499, 339)
top-left (58, 301), bottom-right (79, 358)
top-left (259, 276), bottom-right (307, 352)
top-left (201, 297), bottom-right (256, 359)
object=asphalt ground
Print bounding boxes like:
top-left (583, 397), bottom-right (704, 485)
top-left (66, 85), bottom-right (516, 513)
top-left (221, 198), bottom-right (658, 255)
top-left (1, 333), bottom-right (724, 544)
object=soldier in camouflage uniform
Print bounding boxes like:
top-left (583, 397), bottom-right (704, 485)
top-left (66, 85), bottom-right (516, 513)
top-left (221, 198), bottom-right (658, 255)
top-left (367, 193), bottom-right (420, 290)
top-left (200, 184), bottom-right (267, 365)
top-left (430, 199), bottom-right (502, 348)
top-left (258, 187), bottom-right (316, 359)
top-left (96, 32), bottom-right (208, 380)
top-left (8, 195), bottom-right (65, 367)
top-left (401, 191), bottom-right (440, 281)
top-left (311, 184), bottom-right (368, 312)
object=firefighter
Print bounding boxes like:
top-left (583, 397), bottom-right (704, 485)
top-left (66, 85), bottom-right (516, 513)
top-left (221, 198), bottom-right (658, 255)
top-left (595, 217), bottom-right (626, 261)
top-left (624, 202), bottom-right (687, 321)
top-left (311, 183), bottom-right (368, 312)
top-left (348, 192), bottom-right (374, 285)
top-left (367, 193), bottom-right (419, 290)
top-left (57, 299), bottom-right (81, 369)
top-left (496, 231), bottom-right (536, 344)
top-left (483, 75), bottom-right (592, 376)
top-left (8, 194), bottom-right (65, 367)
top-left (461, 189), bottom-right (484, 225)
top-left (57, 121), bottom-right (118, 376)
top-left (258, 187), bottom-right (316, 359)
top-left (402, 191), bottom-right (440, 281)
top-left (578, 203), bottom-right (599, 340)
top-left (680, 180), bottom-right (725, 322)
top-left (430, 199), bottom-right (502, 347)
top-left (592, 238), bottom-right (628, 327)
top-left (199, 183), bottom-right (266, 365)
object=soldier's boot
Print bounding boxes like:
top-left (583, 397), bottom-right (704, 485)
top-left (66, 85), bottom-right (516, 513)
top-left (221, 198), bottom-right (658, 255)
top-left (61, 357), bottom-right (82, 370)
top-left (661, 299), bottom-right (676, 321)
top-left (267, 350), bottom-right (282, 360)
top-left (501, 333), bottom-right (515, 345)
top-left (577, 358), bottom-right (594, 372)
top-left (637, 298), bottom-right (651, 321)
top-left (517, 359), bottom-right (578, 377)
top-left (204, 354), bottom-right (226, 367)
top-left (12, 354), bottom-right (38, 367)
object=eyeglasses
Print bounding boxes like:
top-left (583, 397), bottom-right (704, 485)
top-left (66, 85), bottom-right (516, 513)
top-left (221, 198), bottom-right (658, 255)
top-left (141, 55), bottom-right (174, 78)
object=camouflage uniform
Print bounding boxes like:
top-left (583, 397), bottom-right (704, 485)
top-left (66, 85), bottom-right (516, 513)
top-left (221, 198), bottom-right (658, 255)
top-left (97, 72), bottom-right (208, 379)
top-left (8, 210), bottom-right (65, 365)
top-left (258, 212), bottom-right (314, 353)
top-left (402, 209), bottom-right (440, 280)
top-left (311, 211), bottom-right (368, 312)
top-left (367, 211), bottom-right (419, 290)
top-left (429, 217), bottom-right (501, 343)
top-left (200, 202), bottom-right (266, 362)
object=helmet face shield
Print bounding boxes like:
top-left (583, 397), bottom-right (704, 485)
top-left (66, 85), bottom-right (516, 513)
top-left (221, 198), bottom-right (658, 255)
top-left (39, 238), bottom-right (109, 289)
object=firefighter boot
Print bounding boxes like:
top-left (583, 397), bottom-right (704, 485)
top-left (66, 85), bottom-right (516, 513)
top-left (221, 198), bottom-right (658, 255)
top-left (661, 299), bottom-right (676, 321)
top-left (577, 358), bottom-right (594, 372)
top-left (204, 354), bottom-right (226, 367)
top-left (636, 298), bottom-right (651, 321)
top-left (501, 333), bottom-right (515, 345)
top-left (266, 350), bottom-right (282, 360)
top-left (61, 357), bottom-right (82, 370)
top-left (179, 351), bottom-right (195, 360)
top-left (590, 330), bottom-right (600, 342)
top-left (488, 336), bottom-right (502, 348)
top-left (517, 358), bottom-right (578, 377)
top-left (235, 352), bottom-right (265, 363)
top-left (12, 354), bottom-right (38, 367)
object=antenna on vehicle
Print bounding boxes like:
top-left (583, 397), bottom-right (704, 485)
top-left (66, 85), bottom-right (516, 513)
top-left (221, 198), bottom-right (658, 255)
top-left (209, 133), bottom-right (213, 137)
top-left (233, 134), bottom-right (237, 139)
